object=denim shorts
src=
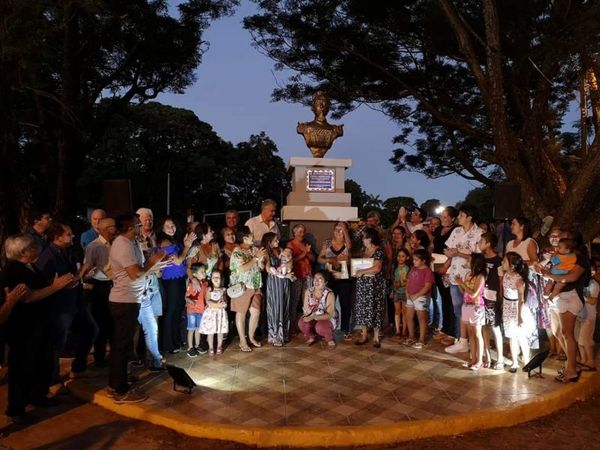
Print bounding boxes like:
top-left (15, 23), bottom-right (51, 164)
top-left (407, 296), bottom-right (430, 311)
top-left (187, 313), bottom-right (203, 330)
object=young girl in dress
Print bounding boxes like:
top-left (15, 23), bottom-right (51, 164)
top-left (405, 249), bottom-right (434, 348)
top-left (454, 254), bottom-right (487, 371)
top-left (502, 252), bottom-right (532, 373)
top-left (199, 269), bottom-right (229, 355)
top-left (393, 248), bottom-right (411, 339)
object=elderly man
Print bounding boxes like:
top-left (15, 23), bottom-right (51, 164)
top-left (36, 223), bottom-right (98, 385)
top-left (81, 209), bottom-right (107, 250)
top-left (107, 214), bottom-right (166, 404)
top-left (84, 218), bottom-right (117, 367)
top-left (245, 199), bottom-right (279, 247)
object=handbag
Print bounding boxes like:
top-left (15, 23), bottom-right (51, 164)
top-left (227, 282), bottom-right (246, 299)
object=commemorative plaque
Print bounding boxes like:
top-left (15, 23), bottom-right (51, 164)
top-left (306, 169), bottom-right (335, 192)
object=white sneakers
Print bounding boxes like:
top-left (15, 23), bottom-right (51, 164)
top-left (444, 337), bottom-right (469, 354)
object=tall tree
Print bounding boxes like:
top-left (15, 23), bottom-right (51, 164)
top-left (245, 0), bottom-right (600, 238)
top-left (81, 102), bottom-right (290, 218)
top-left (457, 187), bottom-right (495, 222)
top-left (225, 132), bottom-right (291, 213)
top-left (381, 196), bottom-right (418, 227)
top-left (420, 198), bottom-right (442, 218)
top-left (0, 0), bottom-right (237, 237)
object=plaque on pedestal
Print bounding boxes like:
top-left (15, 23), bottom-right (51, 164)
top-left (306, 169), bottom-right (335, 192)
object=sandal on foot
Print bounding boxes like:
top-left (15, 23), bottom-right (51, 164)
top-left (306, 336), bottom-right (317, 346)
top-left (494, 361), bottom-right (505, 370)
top-left (216, 347), bottom-right (223, 355)
top-left (239, 345), bottom-right (252, 352)
top-left (208, 349), bottom-right (215, 356)
top-left (249, 339), bottom-right (262, 348)
top-left (469, 363), bottom-right (482, 372)
top-left (555, 371), bottom-right (581, 383)
top-left (327, 340), bottom-right (336, 348)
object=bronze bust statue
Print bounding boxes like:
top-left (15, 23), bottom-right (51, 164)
top-left (297, 91), bottom-right (343, 158)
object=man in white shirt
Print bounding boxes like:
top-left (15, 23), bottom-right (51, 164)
top-left (437, 204), bottom-right (483, 353)
top-left (245, 199), bottom-right (280, 246)
top-left (83, 218), bottom-right (116, 367)
top-left (108, 214), bottom-right (166, 404)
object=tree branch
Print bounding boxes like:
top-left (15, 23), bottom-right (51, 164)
top-left (445, 127), bottom-right (495, 186)
top-left (438, 0), bottom-right (490, 100)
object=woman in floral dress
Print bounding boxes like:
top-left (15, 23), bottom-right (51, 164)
top-left (353, 227), bottom-right (386, 348)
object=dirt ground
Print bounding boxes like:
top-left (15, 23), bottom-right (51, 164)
top-left (0, 382), bottom-right (597, 450)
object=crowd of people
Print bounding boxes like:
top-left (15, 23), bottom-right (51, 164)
top-left (0, 199), bottom-right (598, 424)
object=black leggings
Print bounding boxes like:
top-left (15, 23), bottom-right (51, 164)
top-left (331, 278), bottom-right (353, 333)
top-left (160, 277), bottom-right (186, 352)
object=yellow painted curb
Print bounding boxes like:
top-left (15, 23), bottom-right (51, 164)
top-left (68, 370), bottom-right (600, 448)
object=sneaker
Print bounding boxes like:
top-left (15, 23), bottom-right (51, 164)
top-left (412, 342), bottom-right (425, 349)
top-left (30, 396), bottom-right (60, 408)
top-left (195, 346), bottom-right (208, 355)
top-left (106, 387), bottom-right (118, 398)
top-left (113, 389), bottom-right (148, 404)
top-left (9, 412), bottom-right (34, 425)
top-left (432, 331), bottom-right (446, 341)
top-left (187, 347), bottom-right (199, 358)
top-left (127, 374), bottom-right (140, 384)
top-left (445, 338), bottom-right (469, 354)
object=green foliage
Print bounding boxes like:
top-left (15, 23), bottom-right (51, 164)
top-left (0, 0), bottom-right (238, 234)
top-left (381, 196), bottom-right (417, 227)
top-left (345, 178), bottom-right (385, 219)
top-left (420, 198), bottom-right (442, 218)
top-left (456, 186), bottom-right (494, 223)
top-left (245, 1), bottom-right (600, 236)
top-left (79, 102), bottom-right (290, 218)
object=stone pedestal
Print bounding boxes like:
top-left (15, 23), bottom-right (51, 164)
top-left (282, 157), bottom-right (358, 247)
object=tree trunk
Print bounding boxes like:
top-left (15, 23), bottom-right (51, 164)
top-left (55, 0), bottom-right (82, 218)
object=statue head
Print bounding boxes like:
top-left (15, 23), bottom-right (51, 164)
top-left (311, 90), bottom-right (330, 119)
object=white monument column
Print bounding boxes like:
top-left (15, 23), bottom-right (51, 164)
top-left (282, 157), bottom-right (358, 246)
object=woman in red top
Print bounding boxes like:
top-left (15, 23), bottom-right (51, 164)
top-left (287, 224), bottom-right (316, 334)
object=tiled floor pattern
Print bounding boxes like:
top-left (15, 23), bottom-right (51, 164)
top-left (81, 334), bottom-right (567, 427)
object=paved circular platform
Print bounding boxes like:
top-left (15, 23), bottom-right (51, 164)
top-left (68, 334), bottom-right (600, 447)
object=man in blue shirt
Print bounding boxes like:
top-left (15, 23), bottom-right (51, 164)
top-left (80, 209), bottom-right (107, 250)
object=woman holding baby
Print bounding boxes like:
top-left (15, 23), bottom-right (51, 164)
top-left (262, 232), bottom-right (294, 346)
